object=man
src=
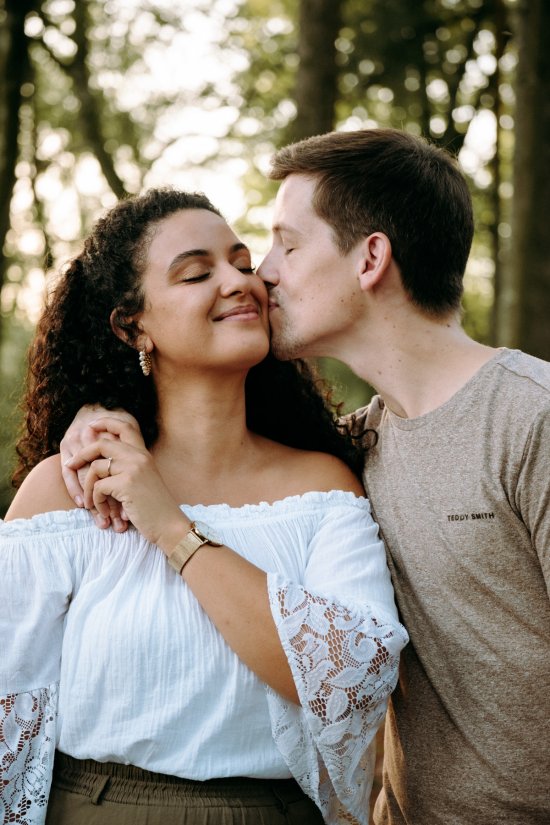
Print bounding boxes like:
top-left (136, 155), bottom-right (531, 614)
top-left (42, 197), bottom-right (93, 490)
top-left (257, 129), bottom-right (550, 824)
top-left (61, 129), bottom-right (550, 823)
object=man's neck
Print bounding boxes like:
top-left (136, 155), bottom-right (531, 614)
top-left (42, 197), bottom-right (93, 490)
top-left (337, 312), bottom-right (499, 419)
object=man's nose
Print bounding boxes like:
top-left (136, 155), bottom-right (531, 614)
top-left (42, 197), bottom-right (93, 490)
top-left (257, 252), bottom-right (278, 287)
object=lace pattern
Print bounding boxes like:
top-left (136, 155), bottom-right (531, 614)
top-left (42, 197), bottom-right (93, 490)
top-left (266, 575), bottom-right (406, 825)
top-left (0, 684), bottom-right (58, 825)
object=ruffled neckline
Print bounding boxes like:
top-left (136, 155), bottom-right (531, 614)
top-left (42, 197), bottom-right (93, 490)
top-left (0, 490), bottom-right (369, 536)
top-left (181, 489), bottom-right (369, 521)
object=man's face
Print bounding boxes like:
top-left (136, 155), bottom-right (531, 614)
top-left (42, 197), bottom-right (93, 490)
top-left (258, 174), bottom-right (363, 360)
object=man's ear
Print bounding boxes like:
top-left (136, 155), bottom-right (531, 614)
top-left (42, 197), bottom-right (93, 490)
top-left (356, 232), bottom-right (392, 292)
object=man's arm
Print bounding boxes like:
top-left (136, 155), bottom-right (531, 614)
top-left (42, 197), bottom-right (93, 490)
top-left (516, 406), bottom-right (550, 598)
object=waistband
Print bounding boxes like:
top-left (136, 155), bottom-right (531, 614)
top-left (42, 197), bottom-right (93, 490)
top-left (52, 751), bottom-right (305, 807)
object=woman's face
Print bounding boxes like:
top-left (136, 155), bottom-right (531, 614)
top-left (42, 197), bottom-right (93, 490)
top-left (136, 209), bottom-right (270, 376)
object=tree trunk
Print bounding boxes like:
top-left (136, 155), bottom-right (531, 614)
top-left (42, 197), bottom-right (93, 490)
top-left (502, 0), bottom-right (550, 357)
top-left (488, 0), bottom-right (508, 345)
top-left (72, 0), bottom-right (129, 199)
top-left (0, 0), bottom-right (36, 338)
top-left (287, 0), bottom-right (343, 142)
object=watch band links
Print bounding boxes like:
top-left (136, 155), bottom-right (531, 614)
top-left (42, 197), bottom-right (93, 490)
top-left (167, 525), bottom-right (209, 575)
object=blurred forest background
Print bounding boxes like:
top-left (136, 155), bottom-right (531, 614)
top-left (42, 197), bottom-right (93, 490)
top-left (1, 1), bottom-right (549, 818)
top-left (1, 0), bottom-right (549, 526)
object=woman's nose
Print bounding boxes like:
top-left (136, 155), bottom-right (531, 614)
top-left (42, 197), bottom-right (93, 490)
top-left (219, 263), bottom-right (255, 295)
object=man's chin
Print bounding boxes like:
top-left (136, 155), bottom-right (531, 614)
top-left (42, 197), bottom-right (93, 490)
top-left (269, 345), bottom-right (292, 361)
top-left (270, 335), bottom-right (305, 361)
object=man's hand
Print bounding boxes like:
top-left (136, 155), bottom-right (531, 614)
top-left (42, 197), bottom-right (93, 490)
top-left (60, 405), bottom-right (140, 531)
top-left (64, 416), bottom-right (187, 547)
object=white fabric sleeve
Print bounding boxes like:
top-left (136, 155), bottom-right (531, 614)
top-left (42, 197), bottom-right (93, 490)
top-left (265, 501), bottom-right (408, 825)
top-left (0, 516), bottom-right (76, 825)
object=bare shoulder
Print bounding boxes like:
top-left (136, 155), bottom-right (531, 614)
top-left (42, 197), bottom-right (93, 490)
top-left (262, 439), bottom-right (365, 498)
top-left (5, 455), bottom-right (77, 521)
top-left (294, 450), bottom-right (365, 496)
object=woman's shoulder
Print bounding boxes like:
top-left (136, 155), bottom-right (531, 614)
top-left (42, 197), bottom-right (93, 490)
top-left (5, 454), bottom-right (78, 521)
top-left (258, 438), bottom-right (365, 499)
top-left (294, 450), bottom-right (364, 495)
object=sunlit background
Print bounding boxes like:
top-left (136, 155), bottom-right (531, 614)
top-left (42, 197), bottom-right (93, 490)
top-left (3, 0), bottom-right (515, 325)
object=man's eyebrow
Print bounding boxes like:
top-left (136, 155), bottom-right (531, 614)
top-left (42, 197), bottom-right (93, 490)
top-left (167, 243), bottom-right (249, 272)
top-left (273, 223), bottom-right (303, 237)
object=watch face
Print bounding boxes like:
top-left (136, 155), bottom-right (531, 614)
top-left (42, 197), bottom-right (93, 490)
top-left (193, 521), bottom-right (223, 546)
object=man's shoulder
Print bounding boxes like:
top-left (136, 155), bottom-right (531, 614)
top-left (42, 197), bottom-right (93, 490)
top-left (341, 395), bottom-right (386, 435)
top-left (494, 348), bottom-right (550, 395)
top-left (481, 350), bottom-right (550, 429)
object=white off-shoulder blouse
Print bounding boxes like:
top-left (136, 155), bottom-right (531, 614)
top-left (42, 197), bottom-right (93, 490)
top-left (0, 491), bottom-right (408, 825)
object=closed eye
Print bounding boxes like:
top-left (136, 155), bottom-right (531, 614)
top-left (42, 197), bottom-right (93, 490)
top-left (179, 273), bottom-right (210, 283)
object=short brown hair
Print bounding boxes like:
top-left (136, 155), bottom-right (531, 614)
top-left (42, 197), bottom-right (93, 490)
top-left (268, 128), bottom-right (474, 315)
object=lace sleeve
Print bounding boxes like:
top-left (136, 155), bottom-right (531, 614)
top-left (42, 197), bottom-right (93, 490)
top-left (0, 683), bottom-right (58, 825)
top-left (265, 575), bottom-right (407, 825)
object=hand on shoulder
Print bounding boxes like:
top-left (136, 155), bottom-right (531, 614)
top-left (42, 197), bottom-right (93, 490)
top-left (5, 454), bottom-right (77, 521)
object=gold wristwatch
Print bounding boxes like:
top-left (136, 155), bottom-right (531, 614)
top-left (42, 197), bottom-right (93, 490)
top-left (167, 521), bottom-right (223, 575)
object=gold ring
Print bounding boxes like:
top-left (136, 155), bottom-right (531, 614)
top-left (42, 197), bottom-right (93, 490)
top-left (106, 456), bottom-right (113, 475)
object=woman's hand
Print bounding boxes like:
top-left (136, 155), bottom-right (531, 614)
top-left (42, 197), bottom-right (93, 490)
top-left (60, 405), bottom-right (139, 531)
top-left (68, 419), bottom-right (300, 704)
top-left (64, 417), bottom-right (188, 548)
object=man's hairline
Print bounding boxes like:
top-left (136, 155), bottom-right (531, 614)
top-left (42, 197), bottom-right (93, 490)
top-left (274, 170), bottom-right (349, 252)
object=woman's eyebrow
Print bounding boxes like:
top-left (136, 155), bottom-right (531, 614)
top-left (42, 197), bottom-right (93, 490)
top-left (167, 249), bottom-right (208, 273)
top-left (167, 243), bottom-right (249, 273)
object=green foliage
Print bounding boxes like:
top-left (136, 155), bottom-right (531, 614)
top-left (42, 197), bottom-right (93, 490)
top-left (336, 0), bottom-right (498, 143)
top-left (317, 358), bottom-right (374, 414)
top-left (0, 316), bottom-right (32, 517)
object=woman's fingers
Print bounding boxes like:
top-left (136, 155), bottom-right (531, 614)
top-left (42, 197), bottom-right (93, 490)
top-left (59, 411), bottom-right (143, 528)
top-left (109, 497), bottom-right (130, 532)
top-left (82, 456), bottom-right (114, 513)
top-left (59, 406), bottom-right (112, 506)
top-left (87, 496), bottom-right (128, 531)
top-left (90, 477), bottom-right (113, 515)
top-left (72, 436), bottom-right (176, 542)
top-left (65, 435), bottom-right (144, 471)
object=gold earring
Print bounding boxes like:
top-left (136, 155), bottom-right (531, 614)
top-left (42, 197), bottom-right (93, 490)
top-left (139, 349), bottom-right (152, 376)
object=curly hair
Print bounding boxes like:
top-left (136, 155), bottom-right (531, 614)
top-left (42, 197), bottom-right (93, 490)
top-left (14, 187), bottom-right (364, 486)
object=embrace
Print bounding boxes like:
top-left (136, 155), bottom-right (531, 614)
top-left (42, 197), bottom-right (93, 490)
top-left (2, 128), bottom-right (549, 825)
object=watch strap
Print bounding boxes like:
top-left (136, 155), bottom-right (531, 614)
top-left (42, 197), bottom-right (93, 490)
top-left (167, 523), bottom-right (209, 574)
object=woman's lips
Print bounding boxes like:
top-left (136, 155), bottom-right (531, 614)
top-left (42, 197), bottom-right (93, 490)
top-left (213, 304), bottom-right (261, 321)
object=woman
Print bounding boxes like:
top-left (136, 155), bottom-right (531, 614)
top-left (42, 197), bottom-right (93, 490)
top-left (0, 188), bottom-right (407, 825)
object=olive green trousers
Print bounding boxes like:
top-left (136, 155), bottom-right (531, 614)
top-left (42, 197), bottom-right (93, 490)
top-left (46, 751), bottom-right (325, 824)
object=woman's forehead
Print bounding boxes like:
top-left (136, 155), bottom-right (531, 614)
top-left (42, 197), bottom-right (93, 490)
top-left (147, 209), bottom-right (243, 262)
